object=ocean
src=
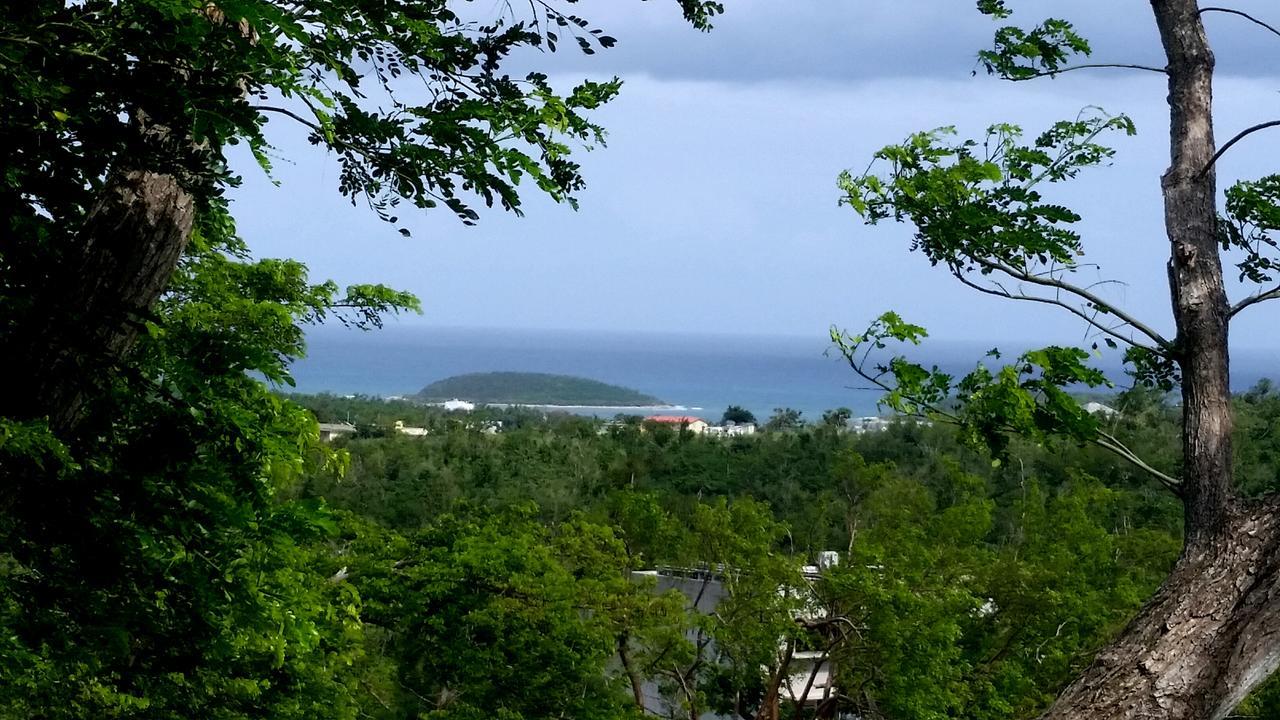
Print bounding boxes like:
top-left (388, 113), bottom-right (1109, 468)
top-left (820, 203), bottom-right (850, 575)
top-left (286, 325), bottom-right (1280, 422)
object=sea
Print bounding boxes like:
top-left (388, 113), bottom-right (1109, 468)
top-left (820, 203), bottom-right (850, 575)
top-left (285, 325), bottom-right (1280, 422)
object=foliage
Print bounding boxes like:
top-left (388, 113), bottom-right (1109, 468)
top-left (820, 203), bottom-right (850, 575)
top-left (721, 405), bottom-right (758, 425)
top-left (288, 390), bottom-right (1215, 719)
top-left (0, 209), bottom-right (388, 718)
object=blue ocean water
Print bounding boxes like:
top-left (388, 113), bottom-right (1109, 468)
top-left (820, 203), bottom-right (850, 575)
top-left (286, 325), bottom-right (1280, 422)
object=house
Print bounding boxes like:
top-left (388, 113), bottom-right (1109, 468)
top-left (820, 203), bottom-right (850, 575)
top-left (317, 422), bottom-right (356, 442)
top-left (442, 398), bottom-right (476, 413)
top-left (632, 552), bottom-right (842, 718)
top-left (644, 415), bottom-right (710, 434)
top-left (393, 420), bottom-right (430, 437)
top-left (1084, 401), bottom-right (1118, 417)
top-left (703, 421), bottom-right (757, 438)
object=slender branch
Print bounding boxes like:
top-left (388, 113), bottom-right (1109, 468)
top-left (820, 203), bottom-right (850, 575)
top-left (976, 259), bottom-right (1174, 350)
top-left (251, 104), bottom-right (323, 132)
top-left (1009, 63), bottom-right (1167, 81)
top-left (1095, 430), bottom-right (1182, 492)
top-left (1199, 120), bottom-right (1280, 177)
top-left (952, 270), bottom-right (1165, 355)
top-left (1230, 284), bottom-right (1280, 318)
top-left (1200, 7), bottom-right (1280, 41)
top-left (834, 334), bottom-right (1182, 493)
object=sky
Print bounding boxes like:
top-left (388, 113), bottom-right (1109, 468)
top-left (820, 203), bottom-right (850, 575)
top-left (231, 0), bottom-right (1280, 349)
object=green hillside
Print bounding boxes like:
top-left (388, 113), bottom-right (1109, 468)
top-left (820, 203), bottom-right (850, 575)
top-left (415, 372), bottom-right (664, 406)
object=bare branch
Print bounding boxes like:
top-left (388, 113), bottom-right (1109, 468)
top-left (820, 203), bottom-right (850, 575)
top-left (975, 259), bottom-right (1175, 350)
top-left (1200, 7), bottom-right (1280, 41)
top-left (1230, 284), bottom-right (1280, 318)
top-left (1095, 431), bottom-right (1182, 492)
top-left (1199, 120), bottom-right (1280, 178)
top-left (952, 270), bottom-right (1166, 355)
top-left (1008, 63), bottom-right (1167, 81)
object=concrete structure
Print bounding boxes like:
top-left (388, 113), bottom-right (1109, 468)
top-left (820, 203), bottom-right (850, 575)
top-left (317, 422), bottom-right (356, 442)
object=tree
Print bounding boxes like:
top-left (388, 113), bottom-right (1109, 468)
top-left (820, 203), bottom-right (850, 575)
top-left (821, 407), bottom-right (853, 428)
top-left (835, 2), bottom-right (1280, 717)
top-left (0, 1), bottom-right (722, 715)
top-left (722, 405), bottom-right (758, 425)
top-left (1, 0), bottom-right (722, 437)
top-left (765, 408), bottom-right (805, 432)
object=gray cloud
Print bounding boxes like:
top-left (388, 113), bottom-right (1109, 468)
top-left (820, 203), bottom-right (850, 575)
top-left (509, 0), bottom-right (1280, 82)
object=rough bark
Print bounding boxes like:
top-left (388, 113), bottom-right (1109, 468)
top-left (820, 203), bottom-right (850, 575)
top-left (6, 169), bottom-right (194, 435)
top-left (1041, 502), bottom-right (1280, 720)
top-left (1038, 2), bottom-right (1280, 718)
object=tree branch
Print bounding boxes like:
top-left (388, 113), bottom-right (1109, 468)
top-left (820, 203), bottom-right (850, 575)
top-left (952, 269), bottom-right (1166, 355)
top-left (1094, 431), bottom-right (1182, 492)
top-left (1008, 63), bottom-right (1167, 81)
top-left (975, 259), bottom-right (1174, 350)
top-left (251, 104), bottom-right (322, 132)
top-left (1230, 284), bottom-right (1280, 318)
top-left (1200, 7), bottom-right (1280, 41)
top-left (833, 336), bottom-right (1181, 493)
top-left (1199, 120), bottom-right (1280, 178)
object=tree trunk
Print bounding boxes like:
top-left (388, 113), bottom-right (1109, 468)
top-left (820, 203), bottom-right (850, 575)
top-left (1039, 2), bottom-right (1280, 717)
top-left (5, 169), bottom-right (194, 435)
top-left (1041, 501), bottom-right (1280, 720)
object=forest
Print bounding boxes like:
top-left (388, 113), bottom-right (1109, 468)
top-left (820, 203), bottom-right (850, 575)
top-left (270, 388), bottom-right (1276, 719)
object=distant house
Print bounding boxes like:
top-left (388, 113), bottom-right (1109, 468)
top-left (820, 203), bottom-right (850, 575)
top-left (317, 422), bottom-right (356, 442)
top-left (393, 420), bottom-right (430, 437)
top-left (632, 552), bottom-right (842, 718)
top-left (442, 398), bottom-right (476, 413)
top-left (704, 421), bottom-right (757, 437)
top-left (1083, 401), bottom-right (1119, 417)
top-left (645, 415), bottom-right (710, 434)
top-left (850, 416), bottom-right (893, 434)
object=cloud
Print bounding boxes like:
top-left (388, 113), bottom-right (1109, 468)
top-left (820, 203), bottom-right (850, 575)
top-left (232, 68), bottom-right (1280, 344)
top-left (511, 0), bottom-right (1280, 82)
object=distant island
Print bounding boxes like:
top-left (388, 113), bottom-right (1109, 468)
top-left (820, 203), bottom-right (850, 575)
top-left (415, 372), bottom-right (665, 407)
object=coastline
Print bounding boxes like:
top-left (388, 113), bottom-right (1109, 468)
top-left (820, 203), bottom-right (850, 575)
top-left (481, 402), bottom-right (702, 413)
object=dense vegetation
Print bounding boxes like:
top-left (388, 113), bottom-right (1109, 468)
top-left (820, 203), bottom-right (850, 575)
top-left (275, 387), bottom-right (1280, 720)
top-left (416, 372), bottom-right (664, 407)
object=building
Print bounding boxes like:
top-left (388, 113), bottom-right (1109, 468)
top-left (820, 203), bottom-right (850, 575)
top-left (393, 420), bottom-right (430, 437)
top-left (317, 422), bottom-right (356, 442)
top-left (631, 554), bottom-right (842, 718)
top-left (644, 415), bottom-right (710, 434)
top-left (1083, 401), bottom-right (1119, 417)
top-left (704, 421), bottom-right (756, 437)
top-left (442, 398), bottom-right (476, 413)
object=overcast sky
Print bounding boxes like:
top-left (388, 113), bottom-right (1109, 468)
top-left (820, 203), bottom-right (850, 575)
top-left (232, 0), bottom-right (1280, 349)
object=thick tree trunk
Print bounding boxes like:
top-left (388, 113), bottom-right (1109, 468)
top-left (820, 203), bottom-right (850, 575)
top-left (1039, 2), bottom-right (1280, 718)
top-left (1041, 501), bottom-right (1280, 720)
top-left (6, 169), bottom-right (194, 435)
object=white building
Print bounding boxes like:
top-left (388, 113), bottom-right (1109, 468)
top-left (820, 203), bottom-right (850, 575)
top-left (393, 420), bottom-right (430, 437)
top-left (317, 422), bottom-right (356, 442)
top-left (1083, 401), bottom-right (1118, 417)
top-left (442, 398), bottom-right (476, 413)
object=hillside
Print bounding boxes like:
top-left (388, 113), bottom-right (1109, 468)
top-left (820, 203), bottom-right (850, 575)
top-left (416, 372), bottom-right (664, 406)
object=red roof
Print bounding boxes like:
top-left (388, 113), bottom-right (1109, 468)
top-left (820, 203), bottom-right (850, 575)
top-left (645, 416), bottom-right (704, 424)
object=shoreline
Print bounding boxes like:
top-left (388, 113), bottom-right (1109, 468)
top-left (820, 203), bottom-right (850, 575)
top-left (479, 402), bottom-right (703, 413)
